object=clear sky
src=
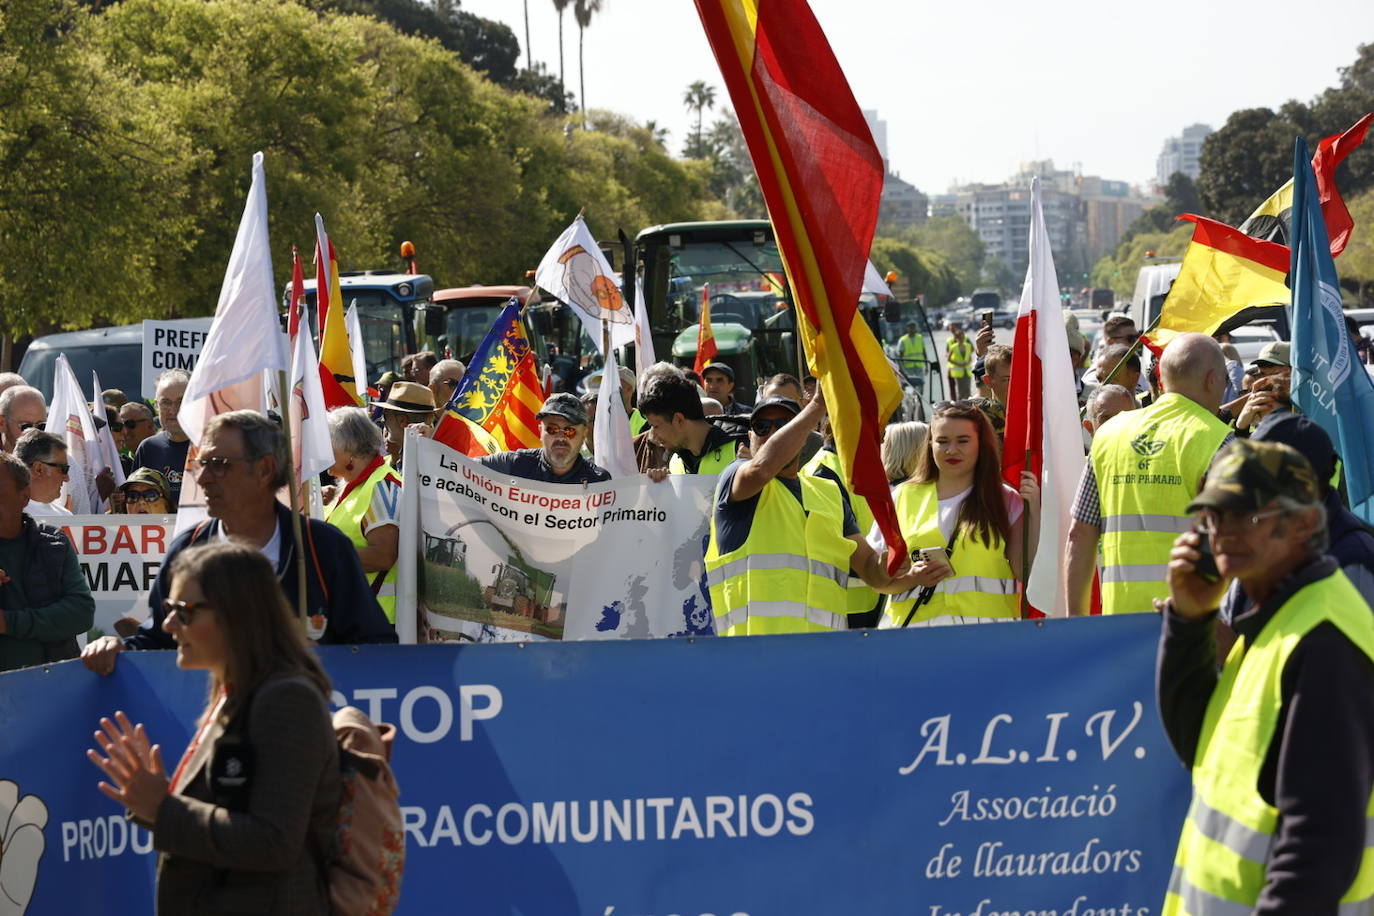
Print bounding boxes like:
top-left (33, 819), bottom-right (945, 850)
top-left (461, 0), bottom-right (1368, 195)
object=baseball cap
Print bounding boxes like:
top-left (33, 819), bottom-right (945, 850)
top-left (536, 392), bottom-right (588, 426)
top-left (1250, 341), bottom-right (1291, 368)
top-left (120, 467), bottom-right (171, 500)
top-left (1187, 439), bottom-right (1319, 514)
top-left (1251, 412), bottom-right (1336, 489)
top-left (751, 396), bottom-right (801, 418)
top-left (701, 362), bottom-right (735, 382)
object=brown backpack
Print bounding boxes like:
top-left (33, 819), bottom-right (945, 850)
top-left (327, 707), bottom-right (405, 915)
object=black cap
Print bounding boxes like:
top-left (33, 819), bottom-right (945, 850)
top-left (751, 396), bottom-right (801, 418)
top-left (535, 392), bottom-right (588, 426)
top-left (1252, 412), bottom-right (1336, 490)
top-left (701, 362), bottom-right (734, 382)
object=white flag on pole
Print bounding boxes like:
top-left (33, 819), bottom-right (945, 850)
top-left (49, 355), bottom-right (101, 514)
top-left (632, 271), bottom-right (656, 382)
top-left (90, 372), bottom-right (126, 492)
top-left (175, 152), bottom-right (287, 529)
top-left (289, 309), bottom-right (334, 488)
top-left (345, 300), bottom-right (369, 400)
top-left (535, 215), bottom-right (634, 355)
top-left (594, 340), bottom-right (639, 478)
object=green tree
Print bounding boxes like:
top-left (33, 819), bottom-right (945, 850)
top-left (682, 80), bottom-right (716, 159)
top-left (701, 116), bottom-right (763, 218)
top-left (507, 61), bottom-right (574, 114)
top-left (869, 237), bottom-right (961, 307)
top-left (0, 0), bottom-right (195, 346)
top-left (895, 216), bottom-right (985, 294)
top-left (1089, 224), bottom-right (1192, 299)
top-left (1196, 108), bottom-right (1307, 226)
top-left (1341, 187), bottom-right (1374, 305)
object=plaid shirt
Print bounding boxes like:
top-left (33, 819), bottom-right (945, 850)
top-left (1072, 432), bottom-right (1235, 529)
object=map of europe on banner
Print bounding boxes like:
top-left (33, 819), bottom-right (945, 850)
top-left (0, 616), bottom-right (1189, 915)
top-left (407, 437), bottom-right (717, 642)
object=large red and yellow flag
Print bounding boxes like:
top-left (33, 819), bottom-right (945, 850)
top-left (693, 282), bottom-right (718, 377)
top-left (1145, 214), bottom-right (1291, 352)
top-left (313, 214), bottom-right (362, 409)
top-left (695, 0), bottom-right (905, 571)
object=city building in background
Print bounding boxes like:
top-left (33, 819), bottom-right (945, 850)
top-left (866, 108), bottom-right (930, 231)
top-left (1155, 123), bottom-right (1213, 189)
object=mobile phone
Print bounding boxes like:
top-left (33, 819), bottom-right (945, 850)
top-left (981, 311), bottom-right (994, 330)
top-left (1192, 531), bottom-right (1220, 584)
top-left (918, 546), bottom-right (951, 567)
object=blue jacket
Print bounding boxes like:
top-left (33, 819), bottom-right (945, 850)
top-left (125, 502), bottom-right (397, 649)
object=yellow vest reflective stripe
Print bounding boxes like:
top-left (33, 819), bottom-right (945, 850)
top-left (1090, 393), bottom-right (1230, 615)
top-left (326, 459), bottom-right (400, 624)
top-left (668, 439), bottom-right (736, 475)
top-left (1163, 570), bottom-right (1374, 914)
top-left (881, 480), bottom-right (1019, 626)
top-left (705, 474), bottom-right (856, 636)
top-left (802, 448), bottom-right (879, 613)
top-left (898, 334), bottom-right (926, 364)
top-left (947, 339), bottom-right (973, 377)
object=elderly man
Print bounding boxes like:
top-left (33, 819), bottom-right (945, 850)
top-left (1065, 333), bottom-right (1233, 616)
top-left (14, 430), bottom-right (70, 516)
top-left (1236, 341), bottom-right (1294, 432)
top-left (377, 380), bottom-right (436, 471)
top-left (701, 363), bottom-right (751, 416)
top-left (1082, 384), bottom-right (1136, 438)
top-left (478, 393), bottom-right (610, 484)
top-left (428, 358), bottom-right (466, 413)
top-left (117, 401), bottom-right (157, 455)
top-left (406, 350), bottom-right (438, 387)
top-left (0, 452), bottom-right (94, 670)
top-left (132, 370), bottom-right (191, 502)
top-left (0, 386), bottom-right (46, 453)
top-left (1158, 439), bottom-right (1374, 912)
top-left (1091, 344), bottom-right (1142, 401)
top-left (706, 392), bottom-right (922, 636)
top-left (81, 410), bottom-right (396, 674)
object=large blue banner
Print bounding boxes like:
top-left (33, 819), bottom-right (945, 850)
top-left (1, 616), bottom-right (1188, 915)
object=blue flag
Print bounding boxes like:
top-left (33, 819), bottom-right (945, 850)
top-left (1290, 137), bottom-right (1374, 523)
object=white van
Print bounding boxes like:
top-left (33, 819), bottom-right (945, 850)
top-left (1129, 260), bottom-right (1183, 331)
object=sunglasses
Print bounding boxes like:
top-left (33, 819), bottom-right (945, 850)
top-left (933, 399), bottom-right (976, 410)
top-left (162, 599), bottom-right (212, 627)
top-left (750, 417), bottom-right (790, 435)
top-left (541, 424), bottom-right (580, 439)
top-left (196, 455), bottom-right (254, 476)
top-left (106, 420), bottom-right (125, 432)
top-left (124, 488), bottom-right (163, 503)
top-left (18, 421), bottom-right (44, 432)
top-left (39, 460), bottom-right (70, 475)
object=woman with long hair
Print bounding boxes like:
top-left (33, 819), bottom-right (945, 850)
top-left (881, 401), bottom-right (1039, 627)
top-left (87, 541), bottom-right (339, 915)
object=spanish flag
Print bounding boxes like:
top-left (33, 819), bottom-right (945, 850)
top-left (313, 214), bottom-right (362, 409)
top-left (693, 282), bottom-right (718, 377)
top-left (695, 0), bottom-right (906, 572)
top-left (1145, 215), bottom-right (1291, 352)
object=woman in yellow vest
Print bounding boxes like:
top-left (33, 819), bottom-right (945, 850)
top-left (882, 402), bottom-right (1038, 627)
top-left (325, 407), bottom-right (403, 623)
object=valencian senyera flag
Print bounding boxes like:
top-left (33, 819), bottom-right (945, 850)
top-left (1291, 136), bottom-right (1374, 524)
top-left (695, 0), bottom-right (906, 572)
top-left (1240, 113), bottom-right (1371, 257)
top-left (437, 299), bottom-right (542, 452)
top-left (1144, 215), bottom-right (1292, 352)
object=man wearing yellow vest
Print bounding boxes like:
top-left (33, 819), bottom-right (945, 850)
top-left (1158, 439), bottom-right (1374, 913)
top-left (1065, 334), bottom-right (1233, 616)
top-left (945, 323), bottom-right (973, 399)
top-left (639, 370), bottom-right (742, 475)
top-left (706, 391), bottom-right (921, 636)
top-left (896, 321), bottom-right (926, 379)
top-left (803, 419), bottom-right (881, 627)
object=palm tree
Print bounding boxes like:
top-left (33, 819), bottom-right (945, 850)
top-left (523, 0), bottom-right (532, 70)
top-left (573, 0), bottom-right (602, 124)
top-left (644, 119), bottom-right (669, 150)
top-left (682, 81), bottom-right (716, 158)
top-left (552, 0), bottom-right (571, 89)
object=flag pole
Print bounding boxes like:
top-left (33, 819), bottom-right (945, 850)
top-left (1099, 312), bottom-right (1163, 388)
top-left (277, 368), bottom-right (309, 623)
top-left (1019, 448), bottom-right (1032, 618)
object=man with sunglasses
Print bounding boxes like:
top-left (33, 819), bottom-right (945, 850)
top-left (705, 392), bottom-right (923, 636)
top-left (14, 429), bottom-right (70, 516)
top-left (1158, 439), bottom-right (1374, 913)
top-left (81, 410), bottom-right (396, 675)
top-left (0, 452), bottom-right (94, 671)
top-left (117, 402), bottom-right (156, 456)
top-left (478, 394), bottom-right (610, 484)
top-left (0, 385), bottom-right (46, 454)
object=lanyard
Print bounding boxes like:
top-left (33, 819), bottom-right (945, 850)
top-left (170, 689), bottom-right (228, 790)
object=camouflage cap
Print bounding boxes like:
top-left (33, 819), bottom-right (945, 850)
top-left (967, 397), bottom-right (1006, 436)
top-left (1187, 439), bottom-right (1320, 514)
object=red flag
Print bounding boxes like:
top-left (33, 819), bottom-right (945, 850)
top-left (695, 0), bottom-right (905, 573)
top-left (693, 283), bottom-right (718, 377)
top-left (1313, 112), bottom-right (1372, 257)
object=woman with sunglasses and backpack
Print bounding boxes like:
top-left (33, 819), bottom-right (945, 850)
top-left (880, 401), bottom-right (1040, 627)
top-left (87, 541), bottom-right (340, 915)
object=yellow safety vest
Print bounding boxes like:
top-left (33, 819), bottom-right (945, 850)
top-left (705, 473), bottom-right (856, 636)
top-left (1090, 393), bottom-right (1230, 615)
top-left (326, 459), bottom-right (400, 623)
top-left (668, 438), bottom-right (737, 475)
top-left (1164, 570), bottom-right (1374, 914)
top-left (898, 333), bottom-right (926, 366)
top-left (881, 480), bottom-right (1019, 626)
top-left (629, 408), bottom-right (647, 437)
top-left (947, 338), bottom-right (973, 377)
top-left (803, 448), bottom-right (879, 614)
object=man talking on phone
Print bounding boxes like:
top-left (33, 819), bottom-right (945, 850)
top-left (705, 391), bottom-right (922, 636)
top-left (1157, 438), bottom-right (1374, 912)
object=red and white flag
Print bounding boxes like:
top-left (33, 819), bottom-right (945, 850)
top-left (1001, 178), bottom-right (1085, 617)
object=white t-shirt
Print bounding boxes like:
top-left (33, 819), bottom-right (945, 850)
top-left (25, 500), bottom-right (72, 517)
top-left (218, 522), bottom-right (282, 570)
top-left (868, 482), bottom-right (1024, 549)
